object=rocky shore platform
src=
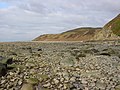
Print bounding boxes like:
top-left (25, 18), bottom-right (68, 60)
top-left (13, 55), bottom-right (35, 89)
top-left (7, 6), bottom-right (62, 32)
top-left (0, 40), bottom-right (120, 90)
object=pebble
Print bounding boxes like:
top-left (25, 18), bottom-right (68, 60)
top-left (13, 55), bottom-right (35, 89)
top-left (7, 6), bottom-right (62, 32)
top-left (1, 80), bottom-right (6, 84)
top-left (64, 76), bottom-right (69, 81)
top-left (85, 87), bottom-right (89, 90)
top-left (10, 78), bottom-right (16, 82)
top-left (9, 72), bottom-right (14, 76)
top-left (43, 83), bottom-right (51, 87)
top-left (18, 79), bottom-right (23, 85)
top-left (70, 77), bottom-right (76, 82)
top-left (81, 79), bottom-right (88, 84)
top-left (60, 77), bottom-right (64, 82)
top-left (90, 82), bottom-right (96, 87)
top-left (53, 78), bottom-right (59, 84)
top-left (58, 84), bottom-right (63, 88)
top-left (76, 68), bottom-right (80, 71)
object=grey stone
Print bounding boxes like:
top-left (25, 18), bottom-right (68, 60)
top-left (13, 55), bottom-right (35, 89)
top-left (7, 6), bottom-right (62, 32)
top-left (18, 79), bottom-right (23, 85)
top-left (0, 63), bottom-right (7, 76)
top-left (70, 77), bottom-right (76, 82)
top-left (43, 83), bottom-right (51, 88)
top-left (53, 78), bottom-right (59, 84)
top-left (21, 84), bottom-right (34, 90)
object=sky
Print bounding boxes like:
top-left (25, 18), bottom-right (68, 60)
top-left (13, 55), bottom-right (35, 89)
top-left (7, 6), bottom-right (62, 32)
top-left (0, 0), bottom-right (120, 41)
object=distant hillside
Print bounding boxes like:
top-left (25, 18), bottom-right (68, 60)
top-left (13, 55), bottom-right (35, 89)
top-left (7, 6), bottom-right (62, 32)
top-left (93, 14), bottom-right (120, 40)
top-left (33, 28), bottom-right (102, 41)
top-left (33, 14), bottom-right (120, 41)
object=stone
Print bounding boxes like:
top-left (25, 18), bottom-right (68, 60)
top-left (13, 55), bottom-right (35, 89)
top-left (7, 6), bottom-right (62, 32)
top-left (25, 63), bottom-right (34, 68)
top-left (60, 77), bottom-right (64, 82)
top-left (18, 79), bottom-right (23, 85)
top-left (1, 80), bottom-right (6, 84)
top-left (85, 87), bottom-right (89, 90)
top-left (29, 69), bottom-right (36, 74)
top-left (70, 77), bottom-right (76, 82)
top-left (76, 68), bottom-right (80, 71)
top-left (6, 58), bottom-right (13, 64)
top-left (37, 48), bottom-right (42, 51)
top-left (10, 78), bottom-right (15, 82)
top-left (58, 84), bottom-right (63, 88)
top-left (9, 72), bottom-right (14, 76)
top-left (115, 85), bottom-right (120, 90)
top-left (63, 84), bottom-right (67, 89)
top-left (0, 63), bottom-right (7, 76)
top-left (0, 56), bottom-right (3, 60)
top-left (43, 83), bottom-right (51, 88)
top-left (0, 57), bottom-right (13, 65)
top-left (21, 84), bottom-right (34, 90)
top-left (7, 83), bottom-right (14, 89)
top-left (81, 79), bottom-right (88, 84)
top-left (38, 74), bottom-right (49, 82)
top-left (53, 78), bottom-right (59, 84)
top-left (90, 82), bottom-right (96, 87)
top-left (96, 82), bottom-right (106, 89)
top-left (64, 75), bottom-right (69, 81)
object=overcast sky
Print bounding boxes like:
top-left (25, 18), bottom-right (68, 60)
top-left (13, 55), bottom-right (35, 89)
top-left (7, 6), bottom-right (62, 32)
top-left (0, 0), bottom-right (120, 41)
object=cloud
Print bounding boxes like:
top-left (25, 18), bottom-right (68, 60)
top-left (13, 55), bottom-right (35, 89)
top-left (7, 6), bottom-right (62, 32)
top-left (0, 0), bottom-right (120, 41)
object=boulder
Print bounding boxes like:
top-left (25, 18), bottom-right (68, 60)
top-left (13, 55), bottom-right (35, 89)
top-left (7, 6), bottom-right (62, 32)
top-left (0, 57), bottom-right (13, 76)
top-left (0, 57), bottom-right (13, 65)
top-left (0, 63), bottom-right (7, 76)
top-left (20, 84), bottom-right (34, 90)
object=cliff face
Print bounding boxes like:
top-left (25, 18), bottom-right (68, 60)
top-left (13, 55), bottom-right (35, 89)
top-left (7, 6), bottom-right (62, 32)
top-left (33, 14), bottom-right (120, 41)
top-left (104, 14), bottom-right (120, 36)
top-left (33, 28), bottom-right (102, 41)
top-left (93, 14), bottom-right (120, 40)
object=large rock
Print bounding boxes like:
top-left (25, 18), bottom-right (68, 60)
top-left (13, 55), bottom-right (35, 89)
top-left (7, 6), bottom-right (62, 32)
top-left (0, 63), bottom-right (7, 76)
top-left (0, 57), bottom-right (13, 76)
top-left (0, 57), bottom-right (13, 65)
top-left (20, 84), bottom-right (34, 90)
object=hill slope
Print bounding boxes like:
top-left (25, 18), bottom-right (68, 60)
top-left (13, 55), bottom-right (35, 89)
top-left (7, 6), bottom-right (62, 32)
top-left (105, 14), bottom-right (120, 36)
top-left (33, 28), bottom-right (102, 41)
top-left (93, 14), bottom-right (120, 40)
top-left (33, 14), bottom-right (120, 41)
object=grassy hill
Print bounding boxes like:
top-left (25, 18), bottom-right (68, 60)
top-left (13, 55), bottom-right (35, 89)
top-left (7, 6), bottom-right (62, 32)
top-left (93, 14), bottom-right (120, 40)
top-left (104, 14), bottom-right (120, 36)
top-left (33, 14), bottom-right (120, 41)
top-left (33, 28), bottom-right (102, 41)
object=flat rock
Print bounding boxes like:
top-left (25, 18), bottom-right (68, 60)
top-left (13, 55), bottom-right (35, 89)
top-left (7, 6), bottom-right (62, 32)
top-left (20, 84), bottom-right (34, 90)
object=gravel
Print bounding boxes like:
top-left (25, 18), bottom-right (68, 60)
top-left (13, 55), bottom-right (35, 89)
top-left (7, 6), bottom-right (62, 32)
top-left (0, 40), bottom-right (120, 90)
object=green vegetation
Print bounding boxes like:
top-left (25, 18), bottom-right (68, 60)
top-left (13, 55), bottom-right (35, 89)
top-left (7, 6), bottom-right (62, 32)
top-left (38, 74), bottom-right (49, 82)
top-left (105, 14), bottom-right (120, 36)
top-left (27, 78), bottom-right (39, 85)
top-left (111, 19), bottom-right (120, 36)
